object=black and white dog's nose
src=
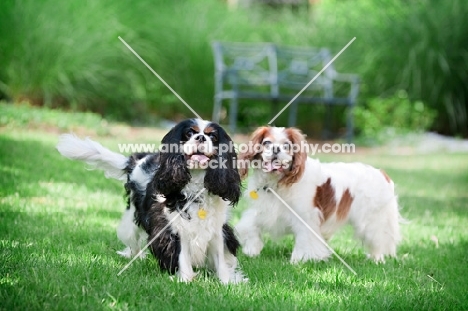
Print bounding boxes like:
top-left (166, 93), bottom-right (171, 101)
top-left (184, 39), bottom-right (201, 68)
top-left (195, 134), bottom-right (206, 143)
top-left (273, 146), bottom-right (280, 154)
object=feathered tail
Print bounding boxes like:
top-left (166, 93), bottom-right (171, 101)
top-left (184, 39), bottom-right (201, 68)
top-left (56, 134), bottom-right (128, 181)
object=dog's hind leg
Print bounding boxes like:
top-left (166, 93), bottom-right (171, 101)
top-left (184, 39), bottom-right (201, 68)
top-left (354, 198), bottom-right (401, 263)
top-left (116, 207), bottom-right (147, 258)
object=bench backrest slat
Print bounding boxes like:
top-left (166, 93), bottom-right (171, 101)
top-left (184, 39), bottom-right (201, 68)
top-left (212, 41), bottom-right (336, 97)
top-left (213, 42), bottom-right (278, 96)
top-left (276, 46), bottom-right (334, 97)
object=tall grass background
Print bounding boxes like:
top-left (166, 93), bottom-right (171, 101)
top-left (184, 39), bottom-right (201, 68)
top-left (0, 0), bottom-right (467, 136)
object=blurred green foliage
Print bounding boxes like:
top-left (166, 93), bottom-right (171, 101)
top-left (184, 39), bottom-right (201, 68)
top-left (0, 0), bottom-right (466, 137)
top-left (354, 91), bottom-right (437, 144)
top-left (315, 0), bottom-right (468, 137)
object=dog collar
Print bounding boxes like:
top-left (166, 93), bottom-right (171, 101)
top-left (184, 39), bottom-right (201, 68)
top-left (249, 186), bottom-right (268, 200)
top-left (176, 195), bottom-right (206, 220)
top-left (197, 208), bottom-right (207, 219)
top-left (178, 205), bottom-right (207, 220)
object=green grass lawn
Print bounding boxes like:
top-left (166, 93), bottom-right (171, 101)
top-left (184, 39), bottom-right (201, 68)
top-left (1, 104), bottom-right (468, 310)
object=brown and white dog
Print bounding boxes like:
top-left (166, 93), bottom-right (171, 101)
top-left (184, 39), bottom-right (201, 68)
top-left (235, 126), bottom-right (402, 263)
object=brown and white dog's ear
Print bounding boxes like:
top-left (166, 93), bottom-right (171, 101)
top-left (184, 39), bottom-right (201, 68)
top-left (238, 126), bottom-right (271, 179)
top-left (279, 127), bottom-right (307, 186)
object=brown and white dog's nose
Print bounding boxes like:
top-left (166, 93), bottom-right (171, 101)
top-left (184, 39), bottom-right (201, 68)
top-left (272, 145), bottom-right (280, 154)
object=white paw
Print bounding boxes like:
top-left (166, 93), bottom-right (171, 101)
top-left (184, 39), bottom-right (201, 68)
top-left (229, 272), bottom-right (249, 284)
top-left (367, 253), bottom-right (385, 263)
top-left (242, 240), bottom-right (263, 257)
top-left (136, 251), bottom-right (147, 260)
top-left (290, 248), bottom-right (331, 264)
top-left (116, 247), bottom-right (132, 258)
top-left (177, 271), bottom-right (197, 283)
top-left (218, 271), bottom-right (248, 285)
top-left (116, 247), bottom-right (147, 259)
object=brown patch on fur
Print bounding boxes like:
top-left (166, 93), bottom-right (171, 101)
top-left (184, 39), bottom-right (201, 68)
top-left (279, 127), bottom-right (307, 186)
top-left (203, 126), bottom-right (218, 144)
top-left (313, 178), bottom-right (336, 221)
top-left (380, 169), bottom-right (392, 183)
top-left (238, 126), bottom-right (271, 179)
top-left (203, 126), bottom-right (215, 134)
top-left (337, 189), bottom-right (354, 221)
top-left (191, 125), bottom-right (200, 132)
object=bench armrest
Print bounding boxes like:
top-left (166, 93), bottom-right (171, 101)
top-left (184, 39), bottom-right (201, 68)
top-left (331, 72), bottom-right (360, 104)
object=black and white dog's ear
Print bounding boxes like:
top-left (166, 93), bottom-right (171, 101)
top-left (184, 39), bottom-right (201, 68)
top-left (153, 122), bottom-right (191, 195)
top-left (204, 126), bottom-right (241, 205)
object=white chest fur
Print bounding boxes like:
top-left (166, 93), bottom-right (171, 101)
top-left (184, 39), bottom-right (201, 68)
top-left (165, 172), bottom-right (229, 266)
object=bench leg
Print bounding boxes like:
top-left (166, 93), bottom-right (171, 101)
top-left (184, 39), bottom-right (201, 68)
top-left (346, 105), bottom-right (354, 143)
top-left (212, 96), bottom-right (222, 123)
top-left (288, 101), bottom-right (298, 127)
top-left (271, 98), bottom-right (279, 124)
top-left (211, 96), bottom-right (223, 123)
top-left (322, 104), bottom-right (333, 140)
top-left (229, 97), bottom-right (238, 134)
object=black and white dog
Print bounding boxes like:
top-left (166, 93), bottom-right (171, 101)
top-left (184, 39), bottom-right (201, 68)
top-left (57, 119), bottom-right (245, 283)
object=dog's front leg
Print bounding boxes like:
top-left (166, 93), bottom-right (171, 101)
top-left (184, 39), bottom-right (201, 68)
top-left (290, 213), bottom-right (331, 263)
top-left (208, 234), bottom-right (230, 284)
top-left (235, 208), bottom-right (264, 257)
top-left (177, 237), bottom-right (196, 282)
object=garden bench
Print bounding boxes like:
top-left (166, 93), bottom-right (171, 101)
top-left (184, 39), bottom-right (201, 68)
top-left (211, 41), bottom-right (359, 141)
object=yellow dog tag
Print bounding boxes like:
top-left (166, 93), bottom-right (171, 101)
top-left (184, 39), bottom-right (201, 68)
top-left (249, 190), bottom-right (259, 200)
top-left (198, 208), bottom-right (207, 220)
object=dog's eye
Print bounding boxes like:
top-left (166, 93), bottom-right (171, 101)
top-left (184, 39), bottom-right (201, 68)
top-left (283, 143), bottom-right (291, 151)
top-left (207, 133), bottom-right (218, 142)
top-left (186, 129), bottom-right (196, 138)
top-left (262, 141), bottom-right (272, 146)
